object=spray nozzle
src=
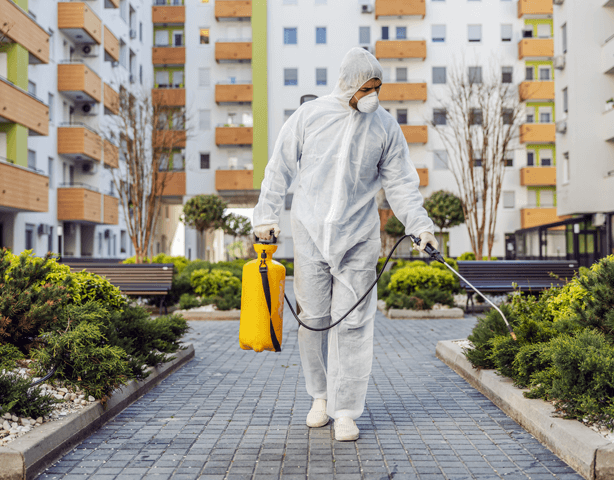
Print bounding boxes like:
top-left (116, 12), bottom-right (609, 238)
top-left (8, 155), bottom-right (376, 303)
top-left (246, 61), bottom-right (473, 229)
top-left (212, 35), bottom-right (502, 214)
top-left (409, 234), bottom-right (445, 264)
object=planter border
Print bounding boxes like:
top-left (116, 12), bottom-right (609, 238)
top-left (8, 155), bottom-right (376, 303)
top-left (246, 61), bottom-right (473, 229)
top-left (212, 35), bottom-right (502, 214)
top-left (387, 307), bottom-right (465, 319)
top-left (0, 344), bottom-right (194, 480)
top-left (436, 340), bottom-right (614, 480)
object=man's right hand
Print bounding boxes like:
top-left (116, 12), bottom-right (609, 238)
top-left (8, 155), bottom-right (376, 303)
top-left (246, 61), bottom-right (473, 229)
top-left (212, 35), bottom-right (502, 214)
top-left (254, 223), bottom-right (281, 241)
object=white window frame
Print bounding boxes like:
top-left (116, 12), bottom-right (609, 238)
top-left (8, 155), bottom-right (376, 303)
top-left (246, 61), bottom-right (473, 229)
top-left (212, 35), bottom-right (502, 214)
top-left (468, 25), bottom-right (482, 43)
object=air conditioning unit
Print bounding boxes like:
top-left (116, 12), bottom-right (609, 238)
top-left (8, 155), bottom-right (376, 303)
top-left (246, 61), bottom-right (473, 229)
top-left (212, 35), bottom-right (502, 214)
top-left (81, 161), bottom-right (99, 175)
top-left (81, 44), bottom-right (98, 56)
top-left (78, 102), bottom-right (98, 115)
top-left (553, 0), bottom-right (564, 4)
top-left (554, 55), bottom-right (566, 70)
top-left (130, 29), bottom-right (137, 39)
top-left (37, 224), bottom-right (51, 236)
top-left (360, 2), bottom-right (373, 13)
top-left (361, 45), bottom-right (373, 54)
top-left (556, 119), bottom-right (567, 133)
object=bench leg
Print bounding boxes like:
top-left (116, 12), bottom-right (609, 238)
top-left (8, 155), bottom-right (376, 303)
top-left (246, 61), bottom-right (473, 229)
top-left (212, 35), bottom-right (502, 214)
top-left (159, 297), bottom-right (163, 316)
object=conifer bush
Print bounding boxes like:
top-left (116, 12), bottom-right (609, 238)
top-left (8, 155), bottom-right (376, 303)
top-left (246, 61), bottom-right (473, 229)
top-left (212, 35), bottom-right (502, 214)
top-left (0, 374), bottom-right (58, 418)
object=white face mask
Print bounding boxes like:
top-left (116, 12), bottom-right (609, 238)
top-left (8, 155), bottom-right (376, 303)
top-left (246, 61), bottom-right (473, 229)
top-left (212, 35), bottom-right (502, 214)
top-left (353, 91), bottom-right (379, 113)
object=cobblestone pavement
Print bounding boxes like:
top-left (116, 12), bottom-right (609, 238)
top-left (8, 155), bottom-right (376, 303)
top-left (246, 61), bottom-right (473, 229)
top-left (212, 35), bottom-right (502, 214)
top-left (37, 281), bottom-right (583, 480)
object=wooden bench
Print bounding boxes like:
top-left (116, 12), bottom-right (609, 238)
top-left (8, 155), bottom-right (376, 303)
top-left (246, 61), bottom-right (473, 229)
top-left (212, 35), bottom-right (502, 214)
top-left (61, 262), bottom-right (175, 313)
top-left (456, 260), bottom-right (579, 313)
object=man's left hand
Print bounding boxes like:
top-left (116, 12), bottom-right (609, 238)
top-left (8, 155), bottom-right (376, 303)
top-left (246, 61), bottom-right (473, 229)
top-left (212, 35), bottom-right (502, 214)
top-left (415, 232), bottom-right (439, 253)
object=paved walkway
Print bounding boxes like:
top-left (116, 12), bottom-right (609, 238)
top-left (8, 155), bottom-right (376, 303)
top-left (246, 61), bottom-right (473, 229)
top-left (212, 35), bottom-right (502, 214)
top-left (38, 282), bottom-right (582, 480)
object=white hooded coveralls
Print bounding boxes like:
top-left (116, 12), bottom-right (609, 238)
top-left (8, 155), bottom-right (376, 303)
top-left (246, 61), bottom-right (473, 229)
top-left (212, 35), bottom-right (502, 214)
top-left (253, 47), bottom-right (435, 420)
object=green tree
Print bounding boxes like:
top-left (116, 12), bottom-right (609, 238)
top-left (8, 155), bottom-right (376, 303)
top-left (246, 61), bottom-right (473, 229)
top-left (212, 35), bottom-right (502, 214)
top-left (182, 195), bottom-right (227, 237)
top-left (223, 213), bottom-right (252, 238)
top-left (423, 190), bottom-right (465, 254)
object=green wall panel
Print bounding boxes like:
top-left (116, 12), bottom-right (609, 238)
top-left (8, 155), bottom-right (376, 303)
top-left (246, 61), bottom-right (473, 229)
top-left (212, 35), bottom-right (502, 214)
top-left (252, 0), bottom-right (267, 189)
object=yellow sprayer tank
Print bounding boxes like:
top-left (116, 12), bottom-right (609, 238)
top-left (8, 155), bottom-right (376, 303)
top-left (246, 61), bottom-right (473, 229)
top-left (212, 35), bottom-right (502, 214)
top-left (239, 243), bottom-right (285, 352)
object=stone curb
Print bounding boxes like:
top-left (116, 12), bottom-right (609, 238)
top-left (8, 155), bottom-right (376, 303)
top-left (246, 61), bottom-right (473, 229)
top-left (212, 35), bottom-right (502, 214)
top-left (387, 307), bottom-right (465, 319)
top-left (0, 344), bottom-right (195, 480)
top-left (436, 339), bottom-right (614, 480)
top-left (178, 310), bottom-right (240, 321)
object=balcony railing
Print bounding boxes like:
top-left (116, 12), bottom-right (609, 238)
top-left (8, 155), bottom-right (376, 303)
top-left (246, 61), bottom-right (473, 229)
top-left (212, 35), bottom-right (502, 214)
top-left (0, 75), bottom-right (49, 136)
top-left (57, 2), bottom-right (102, 45)
top-left (152, 4), bottom-right (185, 24)
top-left (379, 81), bottom-right (427, 102)
top-left (215, 0), bottom-right (251, 20)
top-left (375, 40), bottom-right (427, 60)
top-left (374, 0), bottom-right (426, 19)
top-left (0, 158), bottom-right (49, 212)
top-left (58, 61), bottom-right (102, 103)
top-left (0, 0), bottom-right (50, 63)
top-left (58, 182), bottom-right (100, 193)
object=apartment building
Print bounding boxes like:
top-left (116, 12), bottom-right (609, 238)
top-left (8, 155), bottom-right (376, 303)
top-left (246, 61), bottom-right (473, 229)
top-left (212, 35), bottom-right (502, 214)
top-left (0, 0), bottom-right (152, 258)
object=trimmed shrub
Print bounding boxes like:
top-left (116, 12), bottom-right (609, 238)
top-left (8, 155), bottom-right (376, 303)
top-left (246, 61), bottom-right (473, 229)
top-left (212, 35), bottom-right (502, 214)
top-left (0, 344), bottom-right (24, 371)
top-left (191, 269), bottom-right (241, 297)
top-left (385, 288), bottom-right (455, 310)
top-left (0, 374), bottom-right (58, 418)
top-left (179, 293), bottom-right (201, 310)
top-left (389, 265), bottom-right (456, 296)
top-left (279, 260), bottom-right (294, 276)
top-left (465, 303), bottom-right (516, 370)
top-left (458, 252), bottom-right (476, 261)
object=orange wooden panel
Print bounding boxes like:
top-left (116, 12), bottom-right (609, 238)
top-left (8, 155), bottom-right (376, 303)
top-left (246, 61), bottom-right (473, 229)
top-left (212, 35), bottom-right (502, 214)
top-left (401, 125), bottom-right (428, 144)
top-left (521, 208), bottom-right (570, 229)
top-left (416, 168), bottom-right (429, 186)
top-left (0, 0), bottom-right (49, 63)
top-left (0, 78), bottom-right (49, 135)
top-left (103, 140), bottom-right (119, 168)
top-left (152, 89), bottom-right (186, 106)
top-left (157, 172), bottom-right (186, 196)
top-left (152, 5), bottom-right (185, 24)
top-left (517, 0), bottom-right (552, 17)
top-left (519, 124), bottom-right (556, 143)
top-left (215, 0), bottom-right (251, 19)
top-left (520, 167), bottom-right (556, 186)
top-left (518, 38), bottom-right (554, 59)
top-left (104, 26), bottom-right (119, 62)
top-left (57, 127), bottom-right (102, 161)
top-left (215, 84), bottom-right (253, 103)
top-left (518, 81), bottom-right (554, 101)
top-left (215, 170), bottom-right (254, 190)
top-left (57, 2), bottom-right (102, 44)
top-left (214, 42), bottom-right (252, 62)
top-left (375, 40), bottom-right (427, 60)
top-left (379, 83), bottom-right (427, 102)
top-left (104, 83), bottom-right (119, 114)
top-left (152, 47), bottom-right (185, 65)
top-left (103, 195), bottom-right (119, 225)
top-left (375, 0), bottom-right (425, 19)
top-left (106, 0), bottom-right (119, 7)
top-left (215, 127), bottom-right (253, 145)
top-left (0, 161), bottom-right (48, 212)
top-left (57, 64), bottom-right (102, 103)
top-left (57, 188), bottom-right (102, 223)
top-left (153, 130), bottom-right (187, 149)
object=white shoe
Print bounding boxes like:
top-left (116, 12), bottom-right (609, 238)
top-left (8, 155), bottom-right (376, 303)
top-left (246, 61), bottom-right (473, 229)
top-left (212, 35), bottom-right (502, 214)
top-left (334, 416), bottom-right (359, 441)
top-left (306, 398), bottom-right (329, 427)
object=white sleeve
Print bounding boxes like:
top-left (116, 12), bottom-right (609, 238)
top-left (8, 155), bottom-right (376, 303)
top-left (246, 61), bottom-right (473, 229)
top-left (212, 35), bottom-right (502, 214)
top-left (378, 124), bottom-right (435, 237)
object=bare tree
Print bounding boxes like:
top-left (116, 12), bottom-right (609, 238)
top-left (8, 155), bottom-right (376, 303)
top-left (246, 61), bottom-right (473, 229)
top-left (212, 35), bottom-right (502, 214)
top-left (105, 87), bottom-right (191, 263)
top-left (429, 62), bottom-right (524, 259)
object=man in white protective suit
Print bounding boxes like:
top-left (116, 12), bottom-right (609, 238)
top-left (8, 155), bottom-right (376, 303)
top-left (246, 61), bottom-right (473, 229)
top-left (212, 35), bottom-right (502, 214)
top-left (252, 47), bottom-right (439, 441)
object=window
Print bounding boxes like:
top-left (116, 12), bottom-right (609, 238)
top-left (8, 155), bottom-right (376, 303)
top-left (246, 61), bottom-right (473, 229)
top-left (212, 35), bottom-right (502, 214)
top-left (523, 27), bottom-right (533, 38)
top-left (537, 23), bottom-right (551, 39)
top-left (173, 71), bottom-right (183, 87)
top-left (396, 67), bottom-right (407, 82)
top-left (199, 68), bottom-right (210, 87)
top-left (562, 23), bottom-right (567, 53)
top-left (540, 150), bottom-right (552, 166)
top-left (25, 224), bottom-right (34, 250)
top-left (140, 22), bottom-right (143, 42)
top-left (503, 157), bottom-right (513, 167)
top-left (316, 68), bottom-right (327, 86)
top-left (48, 29), bottom-right (54, 61)
top-left (120, 230), bottom-right (127, 254)
top-left (172, 30), bottom-right (183, 46)
top-left (502, 66), bottom-right (513, 84)
top-left (539, 67), bottom-right (550, 81)
top-left (200, 153), bottom-right (210, 169)
top-left (432, 25), bottom-right (446, 43)
top-left (397, 109), bottom-right (408, 125)
top-left (359, 26), bottom-right (370, 45)
top-left (527, 151), bottom-right (535, 166)
top-left (48, 226), bottom-right (53, 254)
top-left (470, 108), bottom-right (483, 125)
top-left (316, 27), bottom-right (326, 44)
top-left (284, 110), bottom-right (296, 122)
top-left (396, 27), bottom-right (406, 40)
top-left (48, 157), bottom-right (53, 188)
top-left (468, 25), bottom-right (482, 43)
top-left (501, 24), bottom-right (512, 42)
top-left (503, 191), bottom-right (515, 209)
top-left (528, 189), bottom-right (537, 206)
top-left (155, 30), bottom-right (169, 46)
top-left (285, 193), bottom-right (294, 210)
top-left (502, 108), bottom-right (513, 125)
top-left (156, 70), bottom-right (170, 87)
top-left (432, 67), bottom-right (446, 84)
top-left (381, 26), bottom-right (389, 40)
top-left (284, 27), bottom-right (297, 45)
top-left (199, 28), bottom-right (209, 44)
top-left (526, 111), bottom-right (535, 123)
top-left (540, 110), bottom-right (551, 123)
top-left (541, 189), bottom-right (554, 207)
top-left (48, 93), bottom-right (54, 122)
top-left (284, 68), bottom-right (298, 86)
top-left (433, 151), bottom-right (448, 170)
top-left (98, 233), bottom-right (103, 254)
top-left (563, 152), bottom-right (570, 184)
top-left (468, 66), bottom-right (482, 84)
top-left (563, 87), bottom-right (568, 113)
top-left (525, 66), bottom-right (534, 81)
top-left (433, 108), bottom-right (447, 125)
top-left (28, 81), bottom-right (36, 96)
top-left (474, 157), bottom-right (483, 168)
top-left (198, 109), bottom-right (210, 130)
top-left (27, 149), bottom-right (36, 169)
top-left (139, 65), bottom-right (143, 85)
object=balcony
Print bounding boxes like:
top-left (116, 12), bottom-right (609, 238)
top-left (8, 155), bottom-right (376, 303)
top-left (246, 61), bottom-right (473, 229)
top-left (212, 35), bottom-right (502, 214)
top-left (215, 126), bottom-right (253, 146)
top-left (520, 167), bottom-right (556, 186)
top-left (602, 35), bottom-right (614, 74)
top-left (375, 40), bottom-right (427, 60)
top-left (57, 185), bottom-right (102, 223)
top-left (416, 168), bottom-right (429, 186)
top-left (0, 160), bottom-right (48, 212)
top-left (215, 170), bottom-right (253, 190)
top-left (215, 41), bottom-right (252, 63)
top-left (0, 76), bottom-right (49, 136)
top-left (104, 26), bottom-right (119, 62)
top-left (103, 83), bottom-right (119, 115)
top-left (379, 82), bottom-right (427, 102)
top-left (58, 62), bottom-right (102, 103)
top-left (153, 130), bottom-right (187, 149)
top-left (518, 38), bottom-right (554, 60)
top-left (57, 125), bottom-right (102, 161)
top-left (0, 0), bottom-right (49, 64)
top-left (215, 0), bottom-right (252, 20)
top-left (401, 125), bottom-right (428, 144)
top-left (375, 0), bottom-right (425, 19)
top-left (103, 140), bottom-right (119, 168)
top-left (517, 0), bottom-right (552, 18)
top-left (157, 171), bottom-right (186, 197)
top-left (57, 2), bottom-right (101, 45)
top-left (103, 195), bottom-right (119, 225)
top-left (518, 81), bottom-right (554, 102)
top-left (152, 46), bottom-right (185, 65)
top-left (521, 208), bottom-right (569, 229)
top-left (152, 88), bottom-right (186, 106)
top-left (215, 83), bottom-right (253, 104)
top-left (152, 5), bottom-right (185, 24)
top-left (105, 0), bottom-right (119, 7)
top-left (519, 123), bottom-right (556, 143)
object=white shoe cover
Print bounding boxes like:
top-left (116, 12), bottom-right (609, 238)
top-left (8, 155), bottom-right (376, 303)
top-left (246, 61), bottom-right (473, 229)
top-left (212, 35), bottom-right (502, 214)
top-left (334, 416), bottom-right (359, 441)
top-left (306, 398), bottom-right (329, 427)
